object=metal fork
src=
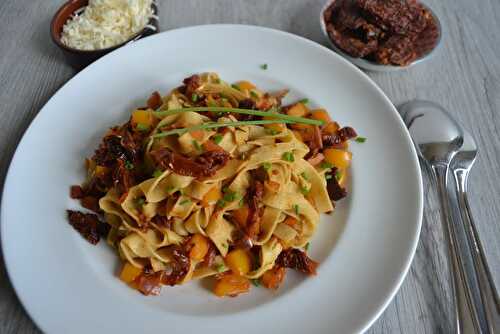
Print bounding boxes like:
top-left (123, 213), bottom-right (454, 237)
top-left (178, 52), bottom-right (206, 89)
top-left (451, 129), bottom-right (500, 333)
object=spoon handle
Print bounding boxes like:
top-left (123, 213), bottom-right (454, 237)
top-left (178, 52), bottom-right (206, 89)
top-left (432, 164), bottom-right (481, 334)
top-left (453, 168), bottom-right (500, 333)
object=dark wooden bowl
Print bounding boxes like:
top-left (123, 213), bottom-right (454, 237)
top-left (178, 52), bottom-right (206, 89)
top-left (50, 0), bottom-right (159, 70)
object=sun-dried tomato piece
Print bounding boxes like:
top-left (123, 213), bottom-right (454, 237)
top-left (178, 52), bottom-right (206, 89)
top-left (67, 210), bottom-right (103, 245)
top-left (203, 242), bottom-right (218, 268)
top-left (147, 91), bottom-right (162, 110)
top-left (327, 168), bottom-right (348, 202)
top-left (135, 271), bottom-right (162, 296)
top-left (246, 181), bottom-right (264, 240)
top-left (151, 215), bottom-right (173, 229)
top-left (160, 246), bottom-right (191, 286)
top-left (150, 148), bottom-right (230, 178)
top-left (276, 249), bottom-right (318, 275)
top-left (182, 74), bottom-right (202, 100)
top-left (70, 185), bottom-right (84, 199)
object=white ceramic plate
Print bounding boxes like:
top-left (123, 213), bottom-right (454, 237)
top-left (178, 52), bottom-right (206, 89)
top-left (1, 25), bottom-right (422, 334)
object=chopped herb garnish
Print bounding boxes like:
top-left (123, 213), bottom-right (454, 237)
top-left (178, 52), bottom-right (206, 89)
top-left (305, 242), bottom-right (310, 251)
top-left (260, 64), bottom-right (268, 70)
top-left (231, 84), bottom-right (241, 91)
top-left (298, 98), bottom-right (309, 105)
top-left (208, 101), bottom-right (217, 108)
top-left (300, 186), bottom-right (310, 195)
top-left (125, 160), bottom-right (134, 170)
top-left (191, 93), bottom-right (199, 102)
top-left (294, 204), bottom-right (300, 215)
top-left (320, 161), bottom-right (333, 169)
top-left (250, 90), bottom-right (259, 98)
top-left (213, 134), bottom-right (223, 144)
top-left (266, 128), bottom-right (279, 135)
top-left (239, 197), bottom-right (245, 207)
top-left (262, 162), bottom-right (272, 171)
top-left (301, 172), bottom-right (309, 180)
top-left (214, 263), bottom-right (226, 272)
top-left (166, 186), bottom-right (175, 192)
top-left (214, 78), bottom-right (221, 84)
top-left (223, 191), bottom-right (239, 202)
top-left (136, 123), bottom-right (150, 132)
top-left (325, 174), bottom-right (333, 180)
top-left (193, 140), bottom-right (203, 151)
top-left (251, 279), bottom-right (261, 287)
top-left (179, 199), bottom-right (191, 205)
top-left (153, 107), bottom-right (324, 126)
top-left (222, 186), bottom-right (229, 193)
top-left (355, 136), bottom-right (367, 143)
top-left (135, 197), bottom-right (145, 206)
top-left (216, 199), bottom-right (226, 208)
top-left (221, 98), bottom-right (229, 104)
top-left (282, 151), bottom-right (295, 162)
top-left (152, 169), bottom-right (163, 178)
top-left (335, 170), bottom-right (343, 180)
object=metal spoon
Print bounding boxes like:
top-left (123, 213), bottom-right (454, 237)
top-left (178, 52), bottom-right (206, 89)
top-left (400, 100), bottom-right (479, 333)
top-left (451, 129), bottom-right (500, 333)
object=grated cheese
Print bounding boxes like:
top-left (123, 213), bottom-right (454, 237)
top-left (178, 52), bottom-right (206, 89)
top-left (60, 0), bottom-right (154, 51)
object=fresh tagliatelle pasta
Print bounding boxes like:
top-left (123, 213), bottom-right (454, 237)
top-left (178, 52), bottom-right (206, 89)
top-left (67, 73), bottom-right (359, 297)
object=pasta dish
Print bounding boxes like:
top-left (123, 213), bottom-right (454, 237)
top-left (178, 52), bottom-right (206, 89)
top-left (67, 73), bottom-right (358, 297)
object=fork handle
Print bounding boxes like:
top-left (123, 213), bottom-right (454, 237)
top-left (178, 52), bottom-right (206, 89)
top-left (454, 168), bottom-right (500, 333)
top-left (433, 164), bottom-right (481, 333)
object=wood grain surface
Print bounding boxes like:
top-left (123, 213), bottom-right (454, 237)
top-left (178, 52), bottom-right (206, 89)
top-left (0, 1), bottom-right (498, 333)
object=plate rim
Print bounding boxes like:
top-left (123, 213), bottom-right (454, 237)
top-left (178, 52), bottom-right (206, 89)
top-left (1, 24), bottom-right (423, 334)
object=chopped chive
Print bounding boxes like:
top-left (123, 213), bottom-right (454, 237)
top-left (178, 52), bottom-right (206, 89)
top-left (135, 197), bottom-right (145, 206)
top-left (222, 186), bottom-right (229, 193)
top-left (191, 93), bottom-right (199, 102)
top-left (152, 169), bottom-right (163, 178)
top-left (153, 107), bottom-right (324, 126)
top-left (282, 152), bottom-right (295, 162)
top-left (231, 84), bottom-right (241, 91)
top-left (193, 140), bottom-right (203, 151)
top-left (300, 186), bottom-right (310, 195)
top-left (213, 134), bottom-right (223, 144)
top-left (355, 136), bottom-right (367, 143)
top-left (153, 120), bottom-right (295, 139)
top-left (125, 160), bottom-right (134, 170)
top-left (239, 197), bottom-right (245, 207)
top-left (325, 174), bottom-right (333, 180)
top-left (251, 279), bottom-right (261, 287)
top-left (260, 64), bottom-right (268, 70)
top-left (305, 242), bottom-right (310, 251)
top-left (250, 90), bottom-right (259, 98)
top-left (166, 186), bottom-right (175, 192)
top-left (214, 263), bottom-right (226, 272)
top-left (266, 128), bottom-right (279, 135)
top-left (293, 204), bottom-right (300, 215)
top-left (298, 98), bottom-right (309, 105)
top-left (216, 199), bottom-right (226, 208)
top-left (300, 172), bottom-right (309, 180)
top-left (320, 161), bottom-right (333, 169)
top-left (262, 162), bottom-right (272, 171)
top-left (136, 123), bottom-right (150, 132)
top-left (335, 170), bottom-right (342, 180)
top-left (179, 199), bottom-right (191, 205)
top-left (223, 191), bottom-right (239, 202)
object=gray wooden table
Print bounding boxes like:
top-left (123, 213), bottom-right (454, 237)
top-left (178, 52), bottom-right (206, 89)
top-left (0, 1), bottom-right (498, 333)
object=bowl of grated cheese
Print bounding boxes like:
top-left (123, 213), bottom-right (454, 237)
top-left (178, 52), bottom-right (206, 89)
top-left (51, 0), bottom-right (159, 70)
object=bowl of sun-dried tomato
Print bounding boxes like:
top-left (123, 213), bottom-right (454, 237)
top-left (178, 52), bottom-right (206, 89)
top-left (321, 0), bottom-right (441, 71)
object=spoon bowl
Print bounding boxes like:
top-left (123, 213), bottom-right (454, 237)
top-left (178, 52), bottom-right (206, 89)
top-left (401, 100), bottom-right (463, 165)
